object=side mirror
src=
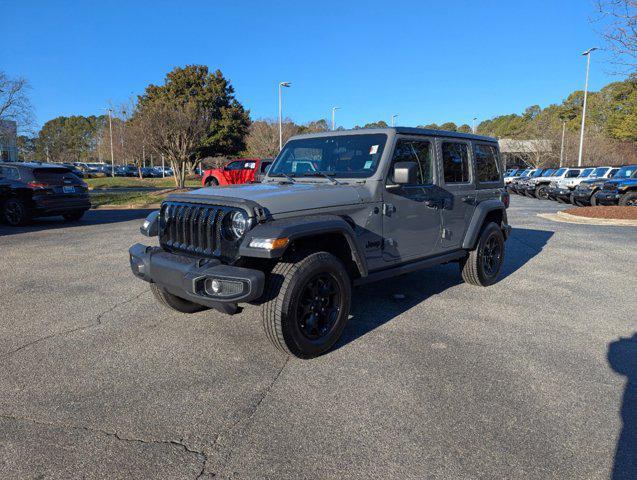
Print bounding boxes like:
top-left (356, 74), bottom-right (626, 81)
top-left (393, 161), bottom-right (418, 185)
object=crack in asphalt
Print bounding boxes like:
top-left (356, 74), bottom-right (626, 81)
top-left (0, 288), bottom-right (149, 360)
top-left (205, 357), bottom-right (290, 478)
top-left (0, 414), bottom-right (207, 478)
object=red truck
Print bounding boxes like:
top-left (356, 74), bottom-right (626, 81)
top-left (201, 158), bottom-right (273, 187)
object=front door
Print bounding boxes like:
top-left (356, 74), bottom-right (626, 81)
top-left (436, 139), bottom-right (476, 249)
top-left (382, 137), bottom-right (443, 263)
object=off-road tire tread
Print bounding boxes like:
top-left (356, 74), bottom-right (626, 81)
top-left (150, 282), bottom-right (206, 313)
top-left (460, 222), bottom-right (503, 287)
top-left (619, 191), bottom-right (637, 206)
top-left (262, 251), bottom-right (348, 358)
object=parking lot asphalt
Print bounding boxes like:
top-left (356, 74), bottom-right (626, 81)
top-left (1, 197), bottom-right (636, 479)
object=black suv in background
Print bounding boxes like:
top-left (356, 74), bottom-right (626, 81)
top-left (0, 162), bottom-right (91, 226)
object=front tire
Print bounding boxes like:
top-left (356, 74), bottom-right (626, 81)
top-left (2, 198), bottom-right (31, 226)
top-left (535, 185), bottom-right (549, 200)
top-left (590, 194), bottom-right (599, 206)
top-left (205, 177), bottom-right (219, 187)
top-left (460, 222), bottom-right (505, 287)
top-left (261, 252), bottom-right (351, 359)
top-left (150, 283), bottom-right (207, 313)
top-left (619, 191), bottom-right (637, 206)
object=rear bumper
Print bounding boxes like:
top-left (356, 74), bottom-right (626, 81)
top-left (32, 194), bottom-right (91, 215)
top-left (129, 243), bottom-right (265, 309)
top-left (594, 191), bottom-right (621, 205)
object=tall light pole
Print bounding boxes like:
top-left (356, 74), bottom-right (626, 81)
top-left (278, 81), bottom-right (291, 151)
top-left (331, 107), bottom-right (340, 131)
top-left (472, 117), bottom-right (478, 134)
top-left (391, 114), bottom-right (398, 127)
top-left (106, 108), bottom-right (115, 177)
top-left (559, 120), bottom-right (566, 167)
top-left (578, 47), bottom-right (598, 167)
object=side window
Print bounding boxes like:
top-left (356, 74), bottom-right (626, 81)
top-left (1, 167), bottom-right (20, 180)
top-left (566, 170), bottom-right (580, 178)
top-left (225, 161), bottom-right (243, 171)
top-left (441, 142), bottom-right (470, 183)
top-left (475, 144), bottom-right (500, 182)
top-left (388, 139), bottom-right (433, 185)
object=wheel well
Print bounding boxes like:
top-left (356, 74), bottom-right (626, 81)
top-left (483, 209), bottom-right (504, 232)
top-left (285, 233), bottom-right (362, 279)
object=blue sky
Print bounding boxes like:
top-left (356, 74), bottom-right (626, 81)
top-left (1, 0), bottom-right (618, 130)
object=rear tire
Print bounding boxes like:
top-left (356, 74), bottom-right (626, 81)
top-left (150, 283), bottom-right (207, 313)
top-left (261, 251), bottom-right (351, 359)
top-left (460, 222), bottom-right (505, 287)
top-left (2, 198), bottom-right (31, 226)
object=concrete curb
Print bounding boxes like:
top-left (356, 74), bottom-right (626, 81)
top-left (538, 211), bottom-right (637, 227)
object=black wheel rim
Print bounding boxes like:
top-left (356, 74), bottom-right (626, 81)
top-left (482, 235), bottom-right (502, 277)
top-left (4, 200), bottom-right (23, 225)
top-left (297, 273), bottom-right (342, 340)
top-left (538, 187), bottom-right (547, 199)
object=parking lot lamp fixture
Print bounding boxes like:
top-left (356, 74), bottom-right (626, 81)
top-left (278, 82), bottom-right (292, 151)
top-left (332, 107), bottom-right (340, 131)
top-left (472, 117), bottom-right (478, 134)
top-left (391, 114), bottom-right (398, 127)
top-left (578, 47), bottom-right (598, 167)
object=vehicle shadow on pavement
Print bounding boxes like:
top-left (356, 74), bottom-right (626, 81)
top-left (607, 333), bottom-right (637, 480)
top-left (0, 209), bottom-right (153, 237)
top-left (335, 226), bottom-right (553, 352)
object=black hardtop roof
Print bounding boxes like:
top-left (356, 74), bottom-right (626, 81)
top-left (289, 127), bottom-right (498, 143)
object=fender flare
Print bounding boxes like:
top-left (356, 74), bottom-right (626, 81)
top-left (462, 199), bottom-right (508, 250)
top-left (239, 214), bottom-right (369, 277)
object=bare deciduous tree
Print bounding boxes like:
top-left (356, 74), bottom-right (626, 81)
top-left (0, 71), bottom-right (34, 129)
top-left (245, 119), bottom-right (298, 158)
top-left (135, 100), bottom-right (211, 188)
top-left (595, 1), bottom-right (637, 71)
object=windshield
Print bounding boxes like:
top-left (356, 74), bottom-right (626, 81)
top-left (268, 134), bottom-right (387, 179)
top-left (553, 168), bottom-right (566, 176)
top-left (592, 167), bottom-right (609, 177)
top-left (581, 168), bottom-right (594, 177)
top-left (542, 169), bottom-right (555, 176)
top-left (613, 166), bottom-right (637, 179)
top-left (531, 169), bottom-right (544, 177)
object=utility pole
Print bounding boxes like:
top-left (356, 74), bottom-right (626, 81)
top-left (578, 47), bottom-right (598, 167)
top-left (331, 107), bottom-right (340, 131)
top-left (161, 154), bottom-right (165, 178)
top-left (472, 117), bottom-right (478, 134)
top-left (559, 121), bottom-right (566, 167)
top-left (278, 81), bottom-right (291, 151)
top-left (391, 114), bottom-right (398, 127)
top-left (106, 108), bottom-right (115, 177)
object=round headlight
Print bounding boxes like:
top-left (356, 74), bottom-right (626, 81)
top-left (229, 211), bottom-right (248, 238)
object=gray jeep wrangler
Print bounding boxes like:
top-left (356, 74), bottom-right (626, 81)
top-left (129, 128), bottom-right (511, 358)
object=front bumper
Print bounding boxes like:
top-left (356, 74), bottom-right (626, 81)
top-left (547, 187), bottom-right (572, 199)
top-left (572, 189), bottom-right (594, 204)
top-left (594, 191), bottom-right (621, 205)
top-left (129, 243), bottom-right (265, 310)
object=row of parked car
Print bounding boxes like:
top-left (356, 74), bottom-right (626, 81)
top-left (69, 162), bottom-right (175, 178)
top-left (505, 164), bottom-right (637, 206)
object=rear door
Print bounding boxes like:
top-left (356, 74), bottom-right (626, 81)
top-left (436, 138), bottom-right (477, 249)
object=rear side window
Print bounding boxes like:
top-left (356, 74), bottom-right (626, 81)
top-left (0, 166), bottom-right (20, 180)
top-left (388, 139), bottom-right (433, 185)
top-left (33, 168), bottom-right (75, 182)
top-left (441, 142), bottom-right (470, 183)
top-left (566, 170), bottom-right (581, 178)
top-left (474, 144), bottom-right (500, 183)
top-left (260, 161), bottom-right (272, 173)
top-left (225, 161), bottom-right (245, 171)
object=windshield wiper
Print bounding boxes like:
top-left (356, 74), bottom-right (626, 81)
top-left (302, 171), bottom-right (342, 185)
top-left (272, 172), bottom-right (296, 183)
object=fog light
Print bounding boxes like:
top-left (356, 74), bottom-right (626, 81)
top-left (210, 279), bottom-right (222, 293)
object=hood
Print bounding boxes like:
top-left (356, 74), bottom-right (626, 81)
top-left (581, 178), bottom-right (607, 186)
top-left (173, 181), bottom-right (368, 215)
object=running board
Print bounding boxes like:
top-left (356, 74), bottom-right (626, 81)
top-left (354, 250), bottom-right (466, 286)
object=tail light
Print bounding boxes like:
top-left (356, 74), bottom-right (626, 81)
top-left (28, 181), bottom-right (49, 190)
top-left (501, 190), bottom-right (510, 208)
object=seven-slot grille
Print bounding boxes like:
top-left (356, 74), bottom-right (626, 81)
top-left (160, 202), bottom-right (237, 256)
